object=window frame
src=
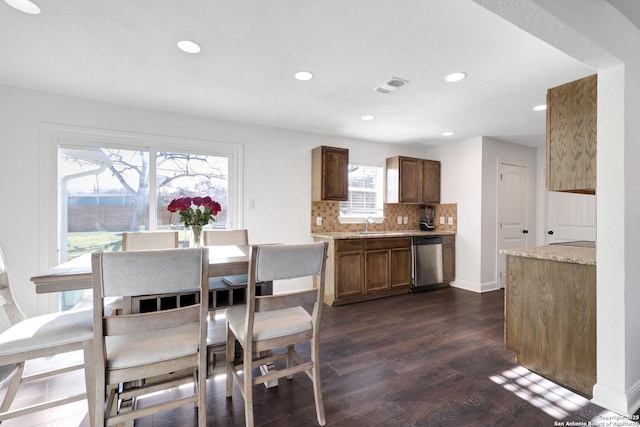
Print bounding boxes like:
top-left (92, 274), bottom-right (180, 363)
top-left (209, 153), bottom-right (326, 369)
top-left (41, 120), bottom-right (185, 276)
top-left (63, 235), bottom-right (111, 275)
top-left (338, 163), bottom-right (385, 223)
top-left (39, 124), bottom-right (243, 310)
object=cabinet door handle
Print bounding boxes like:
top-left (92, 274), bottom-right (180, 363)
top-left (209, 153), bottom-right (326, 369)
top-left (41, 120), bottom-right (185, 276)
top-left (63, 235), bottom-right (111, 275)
top-left (548, 230), bottom-right (554, 235)
top-left (522, 229), bottom-right (529, 234)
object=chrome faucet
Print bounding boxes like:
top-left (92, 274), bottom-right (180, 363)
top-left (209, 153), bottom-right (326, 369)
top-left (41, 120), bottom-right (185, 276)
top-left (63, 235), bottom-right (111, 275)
top-left (364, 216), bottom-right (374, 232)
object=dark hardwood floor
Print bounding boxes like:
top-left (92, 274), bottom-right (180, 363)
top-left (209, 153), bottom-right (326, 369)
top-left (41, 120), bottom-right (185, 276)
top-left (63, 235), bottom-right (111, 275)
top-left (3, 287), bottom-right (626, 426)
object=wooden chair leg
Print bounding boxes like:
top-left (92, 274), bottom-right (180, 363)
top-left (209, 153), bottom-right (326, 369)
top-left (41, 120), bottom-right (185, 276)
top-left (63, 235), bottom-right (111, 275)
top-left (311, 339), bottom-right (326, 426)
top-left (192, 371), bottom-right (199, 408)
top-left (82, 342), bottom-right (96, 427)
top-left (0, 363), bottom-right (24, 414)
top-left (286, 344), bottom-right (294, 380)
top-left (243, 343), bottom-right (254, 427)
top-left (225, 326), bottom-right (235, 398)
top-left (197, 366), bottom-right (207, 427)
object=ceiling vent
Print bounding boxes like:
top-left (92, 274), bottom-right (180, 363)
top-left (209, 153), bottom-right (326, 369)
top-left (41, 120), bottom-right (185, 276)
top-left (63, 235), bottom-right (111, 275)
top-left (374, 77), bottom-right (409, 94)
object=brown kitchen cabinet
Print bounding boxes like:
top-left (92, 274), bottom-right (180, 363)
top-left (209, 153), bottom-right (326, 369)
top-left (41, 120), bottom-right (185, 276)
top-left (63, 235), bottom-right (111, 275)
top-left (386, 156), bottom-right (441, 204)
top-left (319, 236), bottom-right (412, 305)
top-left (312, 145), bottom-right (349, 201)
top-left (546, 74), bottom-right (597, 194)
top-left (334, 239), bottom-right (364, 299)
top-left (390, 245), bottom-right (412, 288)
top-left (441, 234), bottom-right (455, 284)
top-left (422, 160), bottom-right (441, 204)
top-left (364, 238), bottom-right (412, 293)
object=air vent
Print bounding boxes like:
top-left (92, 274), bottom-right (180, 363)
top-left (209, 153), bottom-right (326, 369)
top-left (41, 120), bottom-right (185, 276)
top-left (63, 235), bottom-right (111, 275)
top-left (374, 77), bottom-right (409, 94)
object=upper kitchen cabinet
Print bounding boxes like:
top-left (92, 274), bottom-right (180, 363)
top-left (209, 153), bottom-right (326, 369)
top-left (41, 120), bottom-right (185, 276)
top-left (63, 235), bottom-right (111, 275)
top-left (422, 159), bottom-right (441, 203)
top-left (312, 146), bottom-right (349, 201)
top-left (386, 156), bottom-right (441, 204)
top-left (546, 74), bottom-right (597, 194)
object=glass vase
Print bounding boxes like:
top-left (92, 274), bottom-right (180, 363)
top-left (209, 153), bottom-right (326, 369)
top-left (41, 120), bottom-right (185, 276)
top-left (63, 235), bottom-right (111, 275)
top-left (190, 225), bottom-right (204, 248)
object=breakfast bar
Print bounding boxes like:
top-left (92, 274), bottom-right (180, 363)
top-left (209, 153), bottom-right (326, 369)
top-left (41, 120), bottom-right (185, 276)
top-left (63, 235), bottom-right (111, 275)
top-left (501, 242), bottom-right (596, 397)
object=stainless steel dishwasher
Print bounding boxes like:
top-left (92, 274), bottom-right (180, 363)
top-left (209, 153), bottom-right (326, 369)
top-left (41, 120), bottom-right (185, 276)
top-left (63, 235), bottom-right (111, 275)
top-left (411, 235), bottom-right (443, 292)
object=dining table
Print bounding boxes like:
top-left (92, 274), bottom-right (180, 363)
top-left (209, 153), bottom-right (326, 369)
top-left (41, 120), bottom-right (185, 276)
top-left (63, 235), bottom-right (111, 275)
top-left (30, 245), bottom-right (251, 294)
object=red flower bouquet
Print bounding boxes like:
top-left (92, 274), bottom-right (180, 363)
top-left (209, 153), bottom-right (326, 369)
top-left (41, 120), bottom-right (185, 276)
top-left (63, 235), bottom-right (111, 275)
top-left (167, 196), bottom-right (222, 226)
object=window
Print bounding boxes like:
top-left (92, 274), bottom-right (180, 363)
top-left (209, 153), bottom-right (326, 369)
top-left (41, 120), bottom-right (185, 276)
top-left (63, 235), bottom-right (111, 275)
top-left (59, 147), bottom-right (230, 262)
top-left (339, 164), bottom-right (384, 218)
top-left (41, 125), bottom-right (242, 312)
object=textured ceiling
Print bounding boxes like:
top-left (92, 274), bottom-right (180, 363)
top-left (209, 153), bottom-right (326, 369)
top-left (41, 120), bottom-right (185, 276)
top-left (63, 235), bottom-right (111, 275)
top-left (0, 0), bottom-right (604, 147)
top-left (608, 0), bottom-right (640, 30)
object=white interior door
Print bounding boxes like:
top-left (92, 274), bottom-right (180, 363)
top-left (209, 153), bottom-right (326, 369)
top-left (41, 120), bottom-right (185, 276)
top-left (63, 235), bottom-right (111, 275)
top-left (546, 191), bottom-right (596, 243)
top-left (498, 163), bottom-right (528, 288)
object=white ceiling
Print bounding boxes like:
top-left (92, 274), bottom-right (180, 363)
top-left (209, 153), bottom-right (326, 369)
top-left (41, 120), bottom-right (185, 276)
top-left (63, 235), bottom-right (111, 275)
top-left (1, 0), bottom-right (627, 148)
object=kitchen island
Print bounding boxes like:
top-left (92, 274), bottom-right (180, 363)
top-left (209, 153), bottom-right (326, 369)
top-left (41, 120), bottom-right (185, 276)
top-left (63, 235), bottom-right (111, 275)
top-left (501, 242), bottom-right (596, 397)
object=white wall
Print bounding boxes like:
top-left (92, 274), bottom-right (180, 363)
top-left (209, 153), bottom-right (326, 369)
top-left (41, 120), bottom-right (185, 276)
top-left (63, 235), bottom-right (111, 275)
top-left (427, 137), bottom-right (483, 291)
top-left (0, 84), bottom-right (429, 317)
top-left (426, 136), bottom-right (537, 293)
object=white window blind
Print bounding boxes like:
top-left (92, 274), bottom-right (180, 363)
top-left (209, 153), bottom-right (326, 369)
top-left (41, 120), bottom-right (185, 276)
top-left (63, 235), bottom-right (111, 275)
top-left (339, 165), bottom-right (384, 216)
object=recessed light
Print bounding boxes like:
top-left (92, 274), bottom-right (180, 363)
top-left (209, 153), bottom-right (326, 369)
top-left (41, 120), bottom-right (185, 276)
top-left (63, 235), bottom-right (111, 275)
top-left (445, 72), bottom-right (467, 82)
top-left (294, 71), bottom-right (314, 81)
top-left (442, 131), bottom-right (454, 136)
top-left (361, 115), bottom-right (375, 121)
top-left (177, 40), bottom-right (201, 54)
top-left (4, 0), bottom-right (40, 14)
top-left (533, 104), bottom-right (547, 111)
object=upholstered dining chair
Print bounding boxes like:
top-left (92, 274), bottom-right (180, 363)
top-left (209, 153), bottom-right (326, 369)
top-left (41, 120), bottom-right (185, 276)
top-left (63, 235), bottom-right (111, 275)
top-left (73, 230), bottom-right (180, 313)
top-left (203, 229), bottom-right (248, 246)
top-left (225, 241), bottom-right (329, 427)
top-left (0, 244), bottom-right (95, 422)
top-left (121, 230), bottom-right (179, 251)
top-left (90, 248), bottom-right (209, 427)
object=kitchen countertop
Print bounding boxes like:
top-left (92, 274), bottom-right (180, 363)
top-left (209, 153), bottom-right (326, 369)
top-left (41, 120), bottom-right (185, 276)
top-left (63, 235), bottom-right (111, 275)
top-left (312, 230), bottom-right (456, 240)
top-left (501, 243), bottom-right (595, 266)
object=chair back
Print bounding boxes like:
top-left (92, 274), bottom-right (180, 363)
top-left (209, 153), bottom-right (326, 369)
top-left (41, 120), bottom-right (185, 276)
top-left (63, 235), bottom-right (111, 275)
top-left (0, 246), bottom-right (26, 325)
top-left (245, 242), bottom-right (328, 340)
top-left (121, 231), bottom-right (179, 251)
top-left (203, 229), bottom-right (248, 246)
top-left (91, 248), bottom-right (208, 379)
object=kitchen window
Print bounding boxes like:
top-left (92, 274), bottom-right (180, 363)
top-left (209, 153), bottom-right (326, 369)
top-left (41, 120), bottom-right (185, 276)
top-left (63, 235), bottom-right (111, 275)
top-left (339, 164), bottom-right (384, 222)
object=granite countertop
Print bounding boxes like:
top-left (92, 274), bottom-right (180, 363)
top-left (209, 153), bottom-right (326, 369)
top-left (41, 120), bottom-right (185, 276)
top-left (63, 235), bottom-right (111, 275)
top-left (312, 230), bottom-right (456, 239)
top-left (501, 243), bottom-right (596, 266)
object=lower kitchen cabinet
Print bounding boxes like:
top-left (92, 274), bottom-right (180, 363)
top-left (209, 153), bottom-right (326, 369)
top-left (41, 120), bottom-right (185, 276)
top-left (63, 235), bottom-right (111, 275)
top-left (364, 238), bottom-right (412, 293)
top-left (442, 234), bottom-right (456, 284)
top-left (390, 246), bottom-right (412, 288)
top-left (365, 250), bottom-right (388, 293)
top-left (319, 236), bottom-right (412, 305)
top-left (335, 239), bottom-right (364, 299)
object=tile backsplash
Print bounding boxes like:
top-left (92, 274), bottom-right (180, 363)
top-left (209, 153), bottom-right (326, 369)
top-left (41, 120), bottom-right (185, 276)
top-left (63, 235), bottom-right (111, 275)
top-left (311, 201), bottom-right (457, 233)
